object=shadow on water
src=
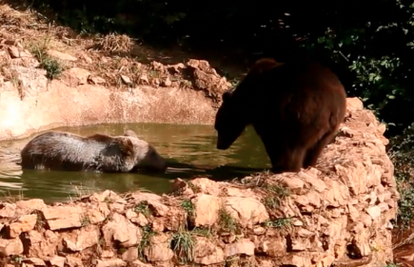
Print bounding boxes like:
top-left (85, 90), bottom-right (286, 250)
top-left (0, 123), bottom-right (270, 204)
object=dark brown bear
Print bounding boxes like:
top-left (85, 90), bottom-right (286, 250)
top-left (20, 130), bottom-right (167, 173)
top-left (214, 55), bottom-right (347, 174)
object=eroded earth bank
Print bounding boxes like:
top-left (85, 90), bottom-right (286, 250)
top-left (0, 98), bottom-right (400, 267)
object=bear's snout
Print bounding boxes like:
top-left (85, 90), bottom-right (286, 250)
top-left (216, 137), bottom-right (231, 150)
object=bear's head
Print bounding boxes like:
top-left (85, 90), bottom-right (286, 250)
top-left (215, 89), bottom-right (248, 150)
top-left (127, 137), bottom-right (167, 173)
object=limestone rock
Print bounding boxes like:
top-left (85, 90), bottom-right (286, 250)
top-left (224, 239), bottom-right (255, 257)
top-left (42, 206), bottom-right (83, 230)
top-left (23, 258), bottom-right (46, 266)
top-left (143, 233), bottom-right (174, 262)
top-left (0, 203), bottom-right (16, 218)
top-left (281, 255), bottom-right (312, 267)
top-left (64, 67), bottom-right (92, 86)
top-left (258, 236), bottom-right (287, 257)
top-left (346, 97), bottom-right (364, 111)
top-left (190, 177), bottom-right (221, 195)
top-left (121, 75), bottom-right (132, 85)
top-left (279, 176), bottom-right (305, 193)
top-left (222, 197), bottom-right (269, 228)
top-left (193, 236), bottom-right (224, 265)
top-left (96, 259), bottom-right (127, 267)
top-left (366, 205), bottom-right (382, 221)
top-left (85, 207), bottom-right (107, 224)
top-left (48, 255), bottom-right (66, 267)
top-left (192, 194), bottom-right (221, 226)
top-left (87, 75), bottom-right (106, 85)
top-left (89, 190), bottom-right (120, 203)
top-left (160, 77), bottom-right (171, 87)
top-left (0, 237), bottom-right (23, 256)
top-left (16, 199), bottom-right (46, 212)
top-left (47, 50), bottom-right (77, 61)
top-left (122, 247), bottom-right (138, 262)
top-left (65, 256), bottom-right (83, 267)
top-left (130, 259), bottom-right (152, 267)
top-left (26, 230), bottom-right (59, 259)
top-left (8, 214), bottom-right (37, 238)
top-left (62, 225), bottom-right (100, 252)
top-left (185, 59), bottom-right (231, 98)
top-left (102, 213), bottom-right (142, 247)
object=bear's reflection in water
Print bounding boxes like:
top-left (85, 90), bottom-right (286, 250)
top-left (0, 123), bottom-right (269, 204)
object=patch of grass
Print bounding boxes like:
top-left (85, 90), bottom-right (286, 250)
top-left (117, 247), bottom-right (127, 255)
top-left (104, 196), bottom-right (114, 204)
top-left (10, 255), bottom-right (24, 264)
top-left (170, 227), bottom-right (195, 264)
top-left (29, 40), bottom-right (65, 80)
top-left (218, 207), bottom-right (239, 234)
top-left (187, 182), bottom-right (201, 193)
top-left (225, 255), bottom-right (239, 267)
top-left (192, 226), bottom-right (212, 237)
top-left (0, 189), bottom-right (25, 203)
top-left (80, 214), bottom-right (91, 226)
top-left (262, 184), bottom-right (291, 209)
top-left (138, 225), bottom-right (156, 262)
top-left (148, 69), bottom-right (161, 79)
top-left (180, 199), bottom-right (194, 218)
top-left (134, 201), bottom-right (153, 217)
top-left (93, 33), bottom-right (134, 53)
top-left (263, 184), bottom-right (290, 197)
top-left (383, 263), bottom-right (399, 267)
top-left (263, 218), bottom-right (293, 229)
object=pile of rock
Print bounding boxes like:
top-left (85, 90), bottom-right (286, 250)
top-left (0, 98), bottom-right (399, 267)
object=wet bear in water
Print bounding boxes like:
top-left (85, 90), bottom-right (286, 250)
top-left (20, 130), bottom-right (167, 173)
top-left (214, 55), bottom-right (347, 174)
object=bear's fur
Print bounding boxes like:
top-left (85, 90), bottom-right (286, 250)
top-left (20, 130), bottom-right (167, 173)
top-left (214, 56), bottom-right (347, 173)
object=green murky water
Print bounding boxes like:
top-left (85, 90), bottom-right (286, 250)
top-left (0, 123), bottom-right (270, 204)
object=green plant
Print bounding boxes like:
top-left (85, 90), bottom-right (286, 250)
top-left (180, 199), bottom-right (194, 218)
top-left (30, 41), bottom-right (65, 80)
top-left (134, 201), bottom-right (153, 217)
top-left (192, 226), bottom-right (212, 237)
top-left (262, 184), bottom-right (290, 209)
top-left (138, 225), bottom-right (156, 262)
top-left (187, 182), bottom-right (201, 193)
top-left (263, 218), bottom-right (293, 229)
top-left (218, 207), bottom-right (239, 234)
top-left (170, 227), bottom-right (195, 264)
top-left (80, 214), bottom-right (91, 226)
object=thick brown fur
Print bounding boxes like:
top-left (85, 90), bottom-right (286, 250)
top-left (20, 130), bottom-right (167, 173)
top-left (214, 55), bottom-right (347, 174)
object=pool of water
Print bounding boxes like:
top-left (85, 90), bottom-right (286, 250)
top-left (0, 123), bottom-right (270, 204)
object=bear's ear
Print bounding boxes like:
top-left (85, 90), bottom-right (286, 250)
top-left (123, 129), bottom-right (138, 138)
top-left (118, 138), bottom-right (133, 154)
top-left (222, 90), bottom-right (232, 102)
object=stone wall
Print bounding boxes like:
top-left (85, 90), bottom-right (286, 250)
top-left (0, 40), bottom-right (232, 142)
top-left (0, 98), bottom-right (399, 267)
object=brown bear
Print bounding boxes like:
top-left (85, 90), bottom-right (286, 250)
top-left (214, 55), bottom-right (347, 174)
top-left (20, 130), bottom-right (167, 173)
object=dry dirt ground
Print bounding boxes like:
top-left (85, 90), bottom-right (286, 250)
top-left (0, 3), bottom-right (246, 97)
top-left (0, 3), bottom-right (254, 141)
